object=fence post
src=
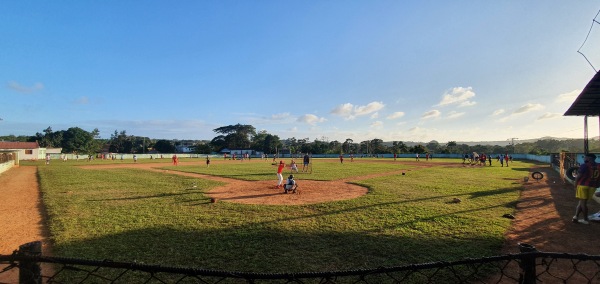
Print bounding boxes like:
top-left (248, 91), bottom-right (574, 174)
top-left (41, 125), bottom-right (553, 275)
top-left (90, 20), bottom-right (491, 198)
top-left (17, 241), bottom-right (42, 284)
top-left (518, 243), bottom-right (537, 284)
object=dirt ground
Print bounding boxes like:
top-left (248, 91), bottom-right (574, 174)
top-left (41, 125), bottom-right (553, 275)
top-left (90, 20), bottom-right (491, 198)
top-left (502, 165), bottom-right (600, 254)
top-left (1, 160), bottom-right (600, 281)
top-left (81, 161), bottom-right (373, 205)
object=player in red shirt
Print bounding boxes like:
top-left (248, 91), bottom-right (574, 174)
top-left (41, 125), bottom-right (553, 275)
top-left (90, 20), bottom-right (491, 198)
top-left (573, 154), bottom-right (600, 224)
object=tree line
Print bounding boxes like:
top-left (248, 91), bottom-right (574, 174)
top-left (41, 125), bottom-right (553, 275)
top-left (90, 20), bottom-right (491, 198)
top-left (0, 124), bottom-right (597, 155)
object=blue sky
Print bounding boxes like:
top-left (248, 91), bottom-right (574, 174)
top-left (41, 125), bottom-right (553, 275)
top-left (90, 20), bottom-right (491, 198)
top-left (2, 1), bottom-right (600, 143)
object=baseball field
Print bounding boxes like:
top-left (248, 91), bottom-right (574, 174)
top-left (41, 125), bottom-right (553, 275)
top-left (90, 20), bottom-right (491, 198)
top-left (22, 156), bottom-right (538, 275)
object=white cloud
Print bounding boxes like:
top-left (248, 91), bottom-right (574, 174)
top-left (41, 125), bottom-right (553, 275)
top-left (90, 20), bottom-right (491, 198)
top-left (422, 110), bottom-right (441, 119)
top-left (271, 113), bottom-right (290, 120)
top-left (495, 104), bottom-right (544, 122)
top-left (437, 87), bottom-right (476, 106)
top-left (446, 111), bottom-right (465, 119)
top-left (459, 101), bottom-right (477, 107)
top-left (513, 103), bottom-right (544, 114)
top-left (331, 103), bottom-right (354, 117)
top-left (331, 101), bottom-right (385, 120)
top-left (370, 121), bottom-right (383, 128)
top-left (89, 119), bottom-right (214, 139)
top-left (496, 116), bottom-right (511, 123)
top-left (407, 126), bottom-right (433, 141)
top-left (386, 112), bottom-right (405, 119)
top-left (492, 109), bottom-right (505, 116)
top-left (409, 126), bottom-right (421, 133)
top-left (7, 81), bottom-right (44, 94)
top-left (370, 112), bottom-right (379, 119)
top-left (556, 89), bottom-right (580, 103)
top-left (241, 112), bottom-right (295, 125)
top-left (355, 102), bottom-right (385, 115)
top-left (297, 114), bottom-right (327, 125)
top-left (537, 112), bottom-right (561, 120)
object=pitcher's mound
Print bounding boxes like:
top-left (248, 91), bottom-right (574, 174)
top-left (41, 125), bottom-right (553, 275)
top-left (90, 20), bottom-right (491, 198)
top-left (206, 180), bottom-right (368, 205)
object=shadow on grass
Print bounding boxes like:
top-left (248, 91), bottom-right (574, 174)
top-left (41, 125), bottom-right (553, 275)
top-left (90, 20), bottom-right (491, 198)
top-left (187, 186), bottom-right (521, 237)
top-left (49, 182), bottom-right (522, 274)
top-left (469, 187), bottom-right (516, 198)
top-left (510, 167), bottom-right (532, 172)
top-left (86, 189), bottom-right (205, 201)
top-left (53, 226), bottom-right (503, 275)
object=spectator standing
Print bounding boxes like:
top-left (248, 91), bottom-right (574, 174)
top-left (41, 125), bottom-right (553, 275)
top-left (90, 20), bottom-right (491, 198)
top-left (573, 154), bottom-right (600, 224)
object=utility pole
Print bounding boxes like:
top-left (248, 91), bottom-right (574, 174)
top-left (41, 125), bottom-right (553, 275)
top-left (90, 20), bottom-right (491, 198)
top-left (509, 138), bottom-right (518, 154)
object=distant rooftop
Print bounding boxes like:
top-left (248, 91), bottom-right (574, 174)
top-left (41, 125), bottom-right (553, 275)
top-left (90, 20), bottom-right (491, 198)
top-left (0, 141), bottom-right (40, 149)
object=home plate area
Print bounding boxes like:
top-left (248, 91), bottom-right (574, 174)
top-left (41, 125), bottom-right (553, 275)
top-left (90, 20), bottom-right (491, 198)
top-left (206, 179), bottom-right (368, 205)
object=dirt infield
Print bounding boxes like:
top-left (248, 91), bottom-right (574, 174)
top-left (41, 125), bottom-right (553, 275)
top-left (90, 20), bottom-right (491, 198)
top-left (80, 160), bottom-right (460, 205)
top-left (502, 166), bottom-right (600, 254)
top-left (2, 160), bottom-right (600, 273)
top-left (81, 161), bottom-right (374, 205)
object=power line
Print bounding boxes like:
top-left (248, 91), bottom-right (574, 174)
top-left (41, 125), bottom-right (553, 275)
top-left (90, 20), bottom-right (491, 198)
top-left (577, 9), bottom-right (600, 72)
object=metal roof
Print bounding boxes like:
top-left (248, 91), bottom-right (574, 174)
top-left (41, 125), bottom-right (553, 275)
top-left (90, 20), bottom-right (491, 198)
top-left (0, 141), bottom-right (40, 149)
top-left (564, 71), bottom-right (600, 116)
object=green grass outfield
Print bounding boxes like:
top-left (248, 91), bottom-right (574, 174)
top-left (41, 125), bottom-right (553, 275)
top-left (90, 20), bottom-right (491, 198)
top-left (27, 157), bottom-right (538, 273)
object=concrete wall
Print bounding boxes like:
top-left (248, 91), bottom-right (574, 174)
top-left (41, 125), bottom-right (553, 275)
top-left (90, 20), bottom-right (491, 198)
top-left (17, 148), bottom-right (41, 160)
top-left (44, 152), bottom-right (590, 165)
top-left (305, 153), bottom-right (550, 160)
top-left (49, 153), bottom-right (218, 161)
top-left (0, 161), bottom-right (15, 175)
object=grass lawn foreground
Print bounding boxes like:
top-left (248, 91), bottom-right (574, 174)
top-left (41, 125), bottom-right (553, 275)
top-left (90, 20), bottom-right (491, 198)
top-left (30, 157), bottom-right (534, 274)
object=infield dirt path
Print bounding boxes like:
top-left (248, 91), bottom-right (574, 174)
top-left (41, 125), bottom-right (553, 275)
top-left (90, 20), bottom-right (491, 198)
top-left (80, 160), bottom-right (373, 205)
top-left (502, 166), bottom-right (600, 254)
top-left (1, 160), bottom-right (600, 282)
top-left (0, 166), bottom-right (52, 283)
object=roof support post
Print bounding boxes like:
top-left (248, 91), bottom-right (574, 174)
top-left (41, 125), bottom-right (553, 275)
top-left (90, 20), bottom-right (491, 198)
top-left (584, 115), bottom-right (589, 155)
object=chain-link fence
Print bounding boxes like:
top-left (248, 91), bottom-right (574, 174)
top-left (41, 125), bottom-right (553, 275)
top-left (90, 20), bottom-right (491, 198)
top-left (2, 241), bottom-right (600, 284)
